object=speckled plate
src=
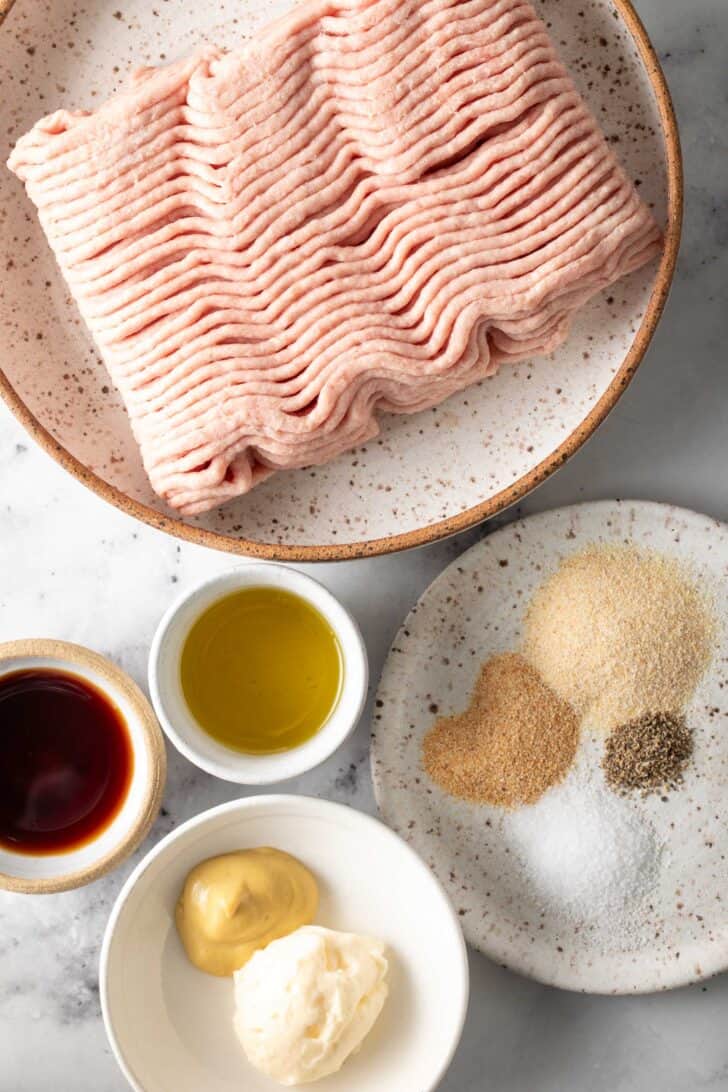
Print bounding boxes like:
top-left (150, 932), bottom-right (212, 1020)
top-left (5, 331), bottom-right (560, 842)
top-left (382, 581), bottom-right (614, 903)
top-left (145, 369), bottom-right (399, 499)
top-left (371, 501), bottom-right (728, 994)
top-left (0, 1), bottom-right (680, 560)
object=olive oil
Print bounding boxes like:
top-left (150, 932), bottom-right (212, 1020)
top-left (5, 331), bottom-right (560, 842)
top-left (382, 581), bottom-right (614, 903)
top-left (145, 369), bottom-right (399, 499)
top-left (180, 587), bottom-right (342, 754)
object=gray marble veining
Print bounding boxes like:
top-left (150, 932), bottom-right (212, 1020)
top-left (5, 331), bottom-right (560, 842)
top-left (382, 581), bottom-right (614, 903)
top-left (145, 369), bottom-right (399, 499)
top-left (1, 0), bottom-right (727, 1088)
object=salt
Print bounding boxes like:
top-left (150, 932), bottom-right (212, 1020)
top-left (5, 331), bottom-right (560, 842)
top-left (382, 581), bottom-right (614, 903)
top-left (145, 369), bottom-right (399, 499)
top-left (507, 745), bottom-right (664, 927)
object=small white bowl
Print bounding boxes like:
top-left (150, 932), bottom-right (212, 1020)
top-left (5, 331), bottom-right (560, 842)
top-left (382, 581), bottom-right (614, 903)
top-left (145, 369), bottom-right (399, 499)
top-left (0, 639), bottom-right (166, 894)
top-left (149, 564), bottom-right (368, 783)
top-left (101, 794), bottom-right (469, 1092)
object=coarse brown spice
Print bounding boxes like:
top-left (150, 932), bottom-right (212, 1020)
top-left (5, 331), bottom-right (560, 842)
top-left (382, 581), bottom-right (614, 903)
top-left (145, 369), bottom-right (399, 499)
top-left (422, 652), bottom-right (579, 809)
top-left (523, 545), bottom-right (715, 732)
top-left (603, 711), bottom-right (693, 795)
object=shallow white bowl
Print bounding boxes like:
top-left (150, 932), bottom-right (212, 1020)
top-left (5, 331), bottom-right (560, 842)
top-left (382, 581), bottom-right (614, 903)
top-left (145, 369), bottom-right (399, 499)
top-left (100, 794), bottom-right (469, 1092)
top-left (149, 564), bottom-right (368, 784)
top-left (0, 639), bottom-right (165, 894)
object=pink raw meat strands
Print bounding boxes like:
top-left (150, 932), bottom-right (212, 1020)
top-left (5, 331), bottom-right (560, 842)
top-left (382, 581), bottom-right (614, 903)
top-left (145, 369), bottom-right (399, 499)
top-left (8, 0), bottom-right (661, 515)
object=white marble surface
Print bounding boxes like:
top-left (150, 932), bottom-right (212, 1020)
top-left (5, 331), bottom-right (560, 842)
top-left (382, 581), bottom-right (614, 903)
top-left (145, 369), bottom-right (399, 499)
top-left (0, 0), bottom-right (727, 1088)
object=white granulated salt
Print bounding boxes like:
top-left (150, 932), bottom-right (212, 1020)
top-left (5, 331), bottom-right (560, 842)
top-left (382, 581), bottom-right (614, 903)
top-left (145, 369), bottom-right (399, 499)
top-left (507, 746), bottom-right (664, 926)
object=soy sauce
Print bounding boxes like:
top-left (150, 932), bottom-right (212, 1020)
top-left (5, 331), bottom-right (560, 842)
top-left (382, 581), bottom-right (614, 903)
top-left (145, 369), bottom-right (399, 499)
top-left (0, 669), bottom-right (133, 855)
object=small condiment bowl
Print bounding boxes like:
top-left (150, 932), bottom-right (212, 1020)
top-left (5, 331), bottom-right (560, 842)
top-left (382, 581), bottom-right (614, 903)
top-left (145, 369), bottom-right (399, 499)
top-left (101, 795), bottom-right (468, 1092)
top-left (0, 639), bottom-right (166, 895)
top-left (148, 564), bottom-right (368, 784)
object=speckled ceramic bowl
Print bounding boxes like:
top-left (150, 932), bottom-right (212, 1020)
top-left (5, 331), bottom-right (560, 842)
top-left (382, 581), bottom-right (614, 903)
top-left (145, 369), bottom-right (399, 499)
top-left (0, 0), bottom-right (680, 560)
top-left (372, 501), bottom-right (728, 994)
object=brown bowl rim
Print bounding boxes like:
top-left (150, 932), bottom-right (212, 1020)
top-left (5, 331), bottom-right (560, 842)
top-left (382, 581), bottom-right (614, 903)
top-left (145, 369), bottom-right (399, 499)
top-left (0, 639), bottom-right (167, 894)
top-left (0, 0), bottom-right (683, 562)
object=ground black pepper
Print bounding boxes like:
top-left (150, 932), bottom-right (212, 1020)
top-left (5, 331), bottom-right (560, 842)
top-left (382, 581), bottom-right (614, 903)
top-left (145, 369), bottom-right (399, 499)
top-left (603, 712), bottom-right (693, 795)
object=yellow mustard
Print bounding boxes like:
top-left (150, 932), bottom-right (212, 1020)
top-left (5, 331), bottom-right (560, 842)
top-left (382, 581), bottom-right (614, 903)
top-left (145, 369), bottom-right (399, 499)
top-left (175, 847), bottom-right (319, 976)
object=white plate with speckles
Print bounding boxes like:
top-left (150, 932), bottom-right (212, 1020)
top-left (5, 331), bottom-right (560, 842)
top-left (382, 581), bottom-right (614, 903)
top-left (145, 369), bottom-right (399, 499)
top-left (371, 500), bottom-right (728, 994)
top-left (0, 0), bottom-right (678, 560)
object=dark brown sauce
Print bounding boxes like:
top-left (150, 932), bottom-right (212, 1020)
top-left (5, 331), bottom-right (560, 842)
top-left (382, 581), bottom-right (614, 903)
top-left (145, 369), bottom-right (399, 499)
top-left (0, 669), bottom-right (133, 855)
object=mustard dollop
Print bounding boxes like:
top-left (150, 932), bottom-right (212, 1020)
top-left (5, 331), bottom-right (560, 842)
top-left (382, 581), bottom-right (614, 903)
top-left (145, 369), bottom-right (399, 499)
top-left (175, 847), bottom-right (319, 976)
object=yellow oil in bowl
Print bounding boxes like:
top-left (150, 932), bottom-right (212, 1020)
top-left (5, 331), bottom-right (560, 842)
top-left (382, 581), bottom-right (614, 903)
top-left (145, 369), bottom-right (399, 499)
top-left (180, 586), bottom-right (343, 754)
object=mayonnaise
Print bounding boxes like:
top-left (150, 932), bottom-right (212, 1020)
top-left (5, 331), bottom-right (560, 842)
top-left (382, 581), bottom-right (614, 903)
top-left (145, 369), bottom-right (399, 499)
top-left (234, 926), bottom-right (389, 1085)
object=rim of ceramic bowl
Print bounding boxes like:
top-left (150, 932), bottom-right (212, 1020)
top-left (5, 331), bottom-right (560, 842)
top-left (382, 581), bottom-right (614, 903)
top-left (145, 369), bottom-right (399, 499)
top-left (0, 0), bottom-right (683, 562)
top-left (148, 564), bottom-right (369, 783)
top-left (0, 639), bottom-right (167, 894)
top-left (99, 794), bottom-right (470, 1092)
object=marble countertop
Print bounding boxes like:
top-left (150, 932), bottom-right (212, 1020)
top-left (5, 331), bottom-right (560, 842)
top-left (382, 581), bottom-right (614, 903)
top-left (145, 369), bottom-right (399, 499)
top-left (1, 0), bottom-right (727, 1088)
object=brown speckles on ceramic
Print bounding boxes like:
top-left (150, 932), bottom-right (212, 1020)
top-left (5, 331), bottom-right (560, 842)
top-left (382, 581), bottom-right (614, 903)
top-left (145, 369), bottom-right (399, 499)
top-left (371, 501), bottom-right (728, 994)
top-left (0, 2), bottom-right (681, 560)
